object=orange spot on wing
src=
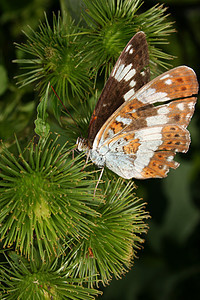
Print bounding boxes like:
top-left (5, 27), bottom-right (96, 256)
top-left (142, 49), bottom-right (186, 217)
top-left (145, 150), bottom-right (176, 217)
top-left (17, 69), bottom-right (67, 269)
top-left (123, 138), bottom-right (140, 154)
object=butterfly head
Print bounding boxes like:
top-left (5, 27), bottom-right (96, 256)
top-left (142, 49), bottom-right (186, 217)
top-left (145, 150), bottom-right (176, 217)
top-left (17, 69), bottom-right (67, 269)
top-left (76, 137), bottom-right (90, 152)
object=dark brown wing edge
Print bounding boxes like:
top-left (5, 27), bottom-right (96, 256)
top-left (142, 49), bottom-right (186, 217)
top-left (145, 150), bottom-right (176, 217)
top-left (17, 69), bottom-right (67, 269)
top-left (88, 31), bottom-right (150, 146)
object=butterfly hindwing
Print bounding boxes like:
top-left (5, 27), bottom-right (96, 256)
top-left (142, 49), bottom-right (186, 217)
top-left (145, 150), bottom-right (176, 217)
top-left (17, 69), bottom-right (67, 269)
top-left (93, 66), bottom-right (198, 148)
top-left (87, 31), bottom-right (150, 146)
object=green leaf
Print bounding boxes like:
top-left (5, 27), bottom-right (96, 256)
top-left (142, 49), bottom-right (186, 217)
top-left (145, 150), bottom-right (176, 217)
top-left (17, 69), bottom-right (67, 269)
top-left (34, 83), bottom-right (50, 137)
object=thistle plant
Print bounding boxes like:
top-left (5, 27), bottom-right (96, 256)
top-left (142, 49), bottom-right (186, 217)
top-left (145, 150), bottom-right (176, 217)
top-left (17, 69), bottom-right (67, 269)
top-left (13, 12), bottom-right (92, 101)
top-left (0, 0), bottom-right (176, 298)
top-left (0, 135), bottom-right (101, 260)
top-left (64, 178), bottom-right (149, 288)
top-left (82, 0), bottom-right (175, 78)
top-left (0, 250), bottom-right (101, 299)
top-left (13, 0), bottom-right (174, 101)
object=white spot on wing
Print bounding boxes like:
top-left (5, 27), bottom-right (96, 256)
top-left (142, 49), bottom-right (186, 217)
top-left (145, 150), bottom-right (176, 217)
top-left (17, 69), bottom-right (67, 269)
top-left (105, 152), bottom-right (144, 179)
top-left (129, 48), bottom-right (133, 54)
top-left (124, 88), bottom-right (135, 101)
top-left (177, 103), bottom-right (184, 111)
top-left (146, 114), bottom-right (168, 127)
top-left (134, 143), bottom-right (159, 172)
top-left (157, 106), bottom-right (169, 114)
top-left (186, 113), bottom-right (191, 120)
top-left (124, 68), bottom-right (136, 81)
top-left (160, 74), bottom-right (170, 80)
top-left (130, 79), bottom-right (136, 87)
top-left (135, 127), bottom-right (162, 141)
top-left (114, 64), bottom-right (125, 81)
top-left (134, 127), bottom-right (163, 172)
top-left (167, 156), bottom-right (173, 162)
top-left (115, 64), bottom-right (132, 82)
top-left (137, 88), bottom-right (170, 104)
top-left (165, 79), bottom-right (172, 85)
top-left (188, 102), bottom-right (195, 110)
top-left (115, 115), bottom-right (132, 125)
top-left (125, 44), bottom-right (131, 52)
top-left (174, 161), bottom-right (180, 167)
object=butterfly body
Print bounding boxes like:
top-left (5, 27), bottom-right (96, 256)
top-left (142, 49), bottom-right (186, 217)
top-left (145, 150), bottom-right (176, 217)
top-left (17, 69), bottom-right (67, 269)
top-left (77, 32), bottom-right (198, 180)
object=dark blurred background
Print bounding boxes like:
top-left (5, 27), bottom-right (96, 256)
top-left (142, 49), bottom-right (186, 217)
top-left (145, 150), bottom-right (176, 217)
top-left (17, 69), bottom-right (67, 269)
top-left (0, 0), bottom-right (200, 299)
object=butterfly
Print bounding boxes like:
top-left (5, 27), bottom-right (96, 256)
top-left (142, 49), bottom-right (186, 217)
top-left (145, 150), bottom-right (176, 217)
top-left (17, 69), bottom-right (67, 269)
top-left (77, 31), bottom-right (199, 179)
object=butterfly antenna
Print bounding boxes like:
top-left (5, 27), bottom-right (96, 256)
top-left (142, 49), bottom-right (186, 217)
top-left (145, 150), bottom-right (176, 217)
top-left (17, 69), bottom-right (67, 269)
top-left (51, 85), bottom-right (82, 136)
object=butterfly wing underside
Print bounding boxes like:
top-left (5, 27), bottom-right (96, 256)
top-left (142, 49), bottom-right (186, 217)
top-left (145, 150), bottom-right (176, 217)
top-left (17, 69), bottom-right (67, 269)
top-left (87, 31), bottom-right (150, 146)
top-left (92, 66), bottom-right (198, 179)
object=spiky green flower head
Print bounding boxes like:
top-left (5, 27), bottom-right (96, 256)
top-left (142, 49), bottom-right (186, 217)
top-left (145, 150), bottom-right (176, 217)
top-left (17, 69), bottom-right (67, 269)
top-left (13, 12), bottom-right (92, 101)
top-left (0, 134), bottom-right (102, 260)
top-left (82, 0), bottom-right (175, 78)
top-left (0, 250), bottom-right (101, 299)
top-left (63, 178), bottom-right (149, 288)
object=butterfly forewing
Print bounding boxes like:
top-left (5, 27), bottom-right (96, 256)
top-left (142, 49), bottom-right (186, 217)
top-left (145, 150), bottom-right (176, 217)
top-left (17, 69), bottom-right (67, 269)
top-left (91, 66), bottom-right (198, 179)
top-left (87, 31), bottom-right (150, 146)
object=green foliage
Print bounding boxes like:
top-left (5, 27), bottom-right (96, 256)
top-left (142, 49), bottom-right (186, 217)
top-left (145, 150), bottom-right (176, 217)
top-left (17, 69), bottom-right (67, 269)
top-left (2, 0), bottom-right (199, 299)
top-left (13, 0), bottom-right (174, 102)
top-left (12, 0), bottom-right (176, 146)
top-left (0, 0), bottom-right (173, 296)
top-left (13, 12), bottom-right (92, 101)
top-left (0, 85), bottom-right (35, 142)
top-left (0, 135), bottom-right (102, 260)
top-left (0, 65), bottom-right (8, 96)
top-left (65, 178), bottom-right (149, 287)
top-left (0, 0), bottom-right (48, 38)
top-left (82, 0), bottom-right (175, 78)
top-left (0, 136), bottom-right (149, 299)
top-left (0, 250), bottom-right (100, 299)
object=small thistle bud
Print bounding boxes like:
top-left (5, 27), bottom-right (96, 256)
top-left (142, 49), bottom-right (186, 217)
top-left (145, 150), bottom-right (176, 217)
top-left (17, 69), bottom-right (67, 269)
top-left (82, 0), bottom-right (175, 78)
top-left (13, 13), bottom-right (92, 100)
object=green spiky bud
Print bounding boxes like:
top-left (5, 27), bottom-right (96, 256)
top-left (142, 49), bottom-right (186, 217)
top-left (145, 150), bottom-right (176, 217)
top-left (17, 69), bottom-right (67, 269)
top-left (13, 12), bottom-right (92, 100)
top-left (0, 250), bottom-right (101, 299)
top-left (13, 0), bottom-right (175, 102)
top-left (82, 0), bottom-right (175, 77)
top-left (63, 178), bottom-right (149, 287)
top-left (0, 135), bottom-right (101, 260)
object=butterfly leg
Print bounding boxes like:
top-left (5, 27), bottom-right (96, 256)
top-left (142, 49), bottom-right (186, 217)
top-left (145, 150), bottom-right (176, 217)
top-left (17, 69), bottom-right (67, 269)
top-left (68, 148), bottom-right (75, 167)
top-left (93, 167), bottom-right (104, 199)
top-left (80, 151), bottom-right (90, 171)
